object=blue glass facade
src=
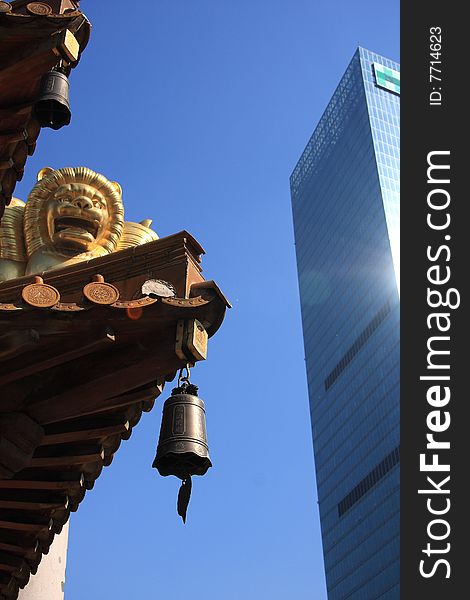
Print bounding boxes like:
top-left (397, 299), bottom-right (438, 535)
top-left (290, 48), bottom-right (400, 599)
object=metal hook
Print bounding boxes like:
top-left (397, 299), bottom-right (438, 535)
top-left (177, 365), bottom-right (191, 387)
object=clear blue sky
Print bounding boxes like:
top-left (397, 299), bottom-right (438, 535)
top-left (15, 2), bottom-right (399, 598)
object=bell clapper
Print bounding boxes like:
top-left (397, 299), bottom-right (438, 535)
top-left (177, 476), bottom-right (192, 524)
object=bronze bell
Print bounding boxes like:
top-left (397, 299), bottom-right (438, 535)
top-left (153, 372), bottom-right (211, 522)
top-left (153, 382), bottom-right (212, 479)
top-left (34, 70), bottom-right (71, 130)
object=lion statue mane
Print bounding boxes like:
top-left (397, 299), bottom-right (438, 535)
top-left (0, 167), bottom-right (158, 283)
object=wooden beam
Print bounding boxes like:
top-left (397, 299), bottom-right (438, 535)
top-left (44, 415), bottom-right (131, 434)
top-left (0, 565), bottom-right (15, 574)
top-left (0, 130), bottom-right (27, 145)
top-left (22, 328), bottom-right (173, 403)
top-left (41, 421), bottom-right (129, 445)
top-left (0, 476), bottom-right (84, 491)
top-left (0, 330), bottom-right (116, 386)
top-left (30, 449), bottom-right (104, 468)
top-left (0, 499), bottom-right (68, 511)
top-left (0, 543), bottom-right (28, 557)
top-left (0, 578), bottom-right (18, 597)
top-left (0, 520), bottom-right (51, 533)
top-left (0, 553), bottom-right (27, 573)
top-left (28, 382), bottom-right (163, 425)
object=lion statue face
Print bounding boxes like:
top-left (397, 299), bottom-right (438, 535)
top-left (24, 167), bottom-right (124, 264)
top-left (46, 183), bottom-right (110, 252)
top-left (0, 166), bottom-right (158, 281)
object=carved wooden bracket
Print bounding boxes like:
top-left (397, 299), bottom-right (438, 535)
top-left (0, 412), bottom-right (44, 478)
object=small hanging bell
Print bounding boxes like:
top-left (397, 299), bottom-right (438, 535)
top-left (153, 367), bottom-right (211, 523)
top-left (34, 70), bottom-right (72, 130)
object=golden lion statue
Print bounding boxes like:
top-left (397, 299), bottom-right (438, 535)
top-left (0, 167), bottom-right (158, 283)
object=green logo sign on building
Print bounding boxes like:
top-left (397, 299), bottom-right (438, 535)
top-left (373, 63), bottom-right (400, 95)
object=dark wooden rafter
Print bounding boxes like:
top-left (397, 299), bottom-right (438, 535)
top-left (42, 421), bottom-right (130, 445)
top-left (0, 232), bottom-right (229, 599)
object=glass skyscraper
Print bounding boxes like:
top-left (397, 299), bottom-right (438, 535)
top-left (290, 48), bottom-right (400, 599)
